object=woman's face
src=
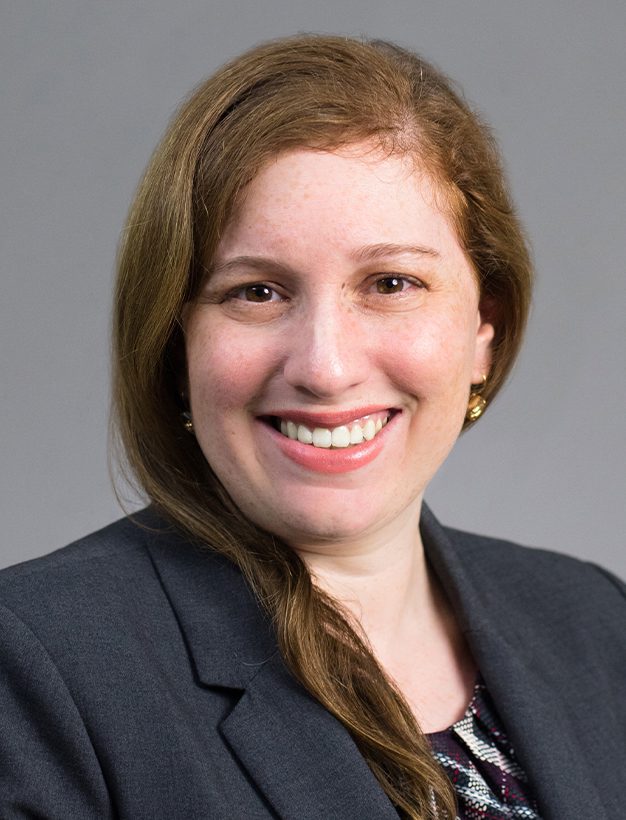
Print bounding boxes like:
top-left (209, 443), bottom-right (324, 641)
top-left (184, 145), bottom-right (493, 548)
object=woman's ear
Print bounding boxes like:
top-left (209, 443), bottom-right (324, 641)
top-left (473, 296), bottom-right (497, 383)
top-left (171, 321), bottom-right (190, 405)
top-left (177, 367), bottom-right (190, 406)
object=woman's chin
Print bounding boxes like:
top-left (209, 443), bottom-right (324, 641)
top-left (250, 495), bottom-right (419, 553)
top-left (234, 494), bottom-right (371, 547)
top-left (281, 519), bottom-right (373, 549)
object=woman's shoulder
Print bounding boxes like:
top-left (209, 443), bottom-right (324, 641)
top-left (0, 509), bottom-right (240, 657)
top-left (442, 519), bottom-right (625, 598)
top-left (0, 513), bottom-right (162, 653)
top-left (422, 506), bottom-right (625, 659)
top-left (0, 508), bottom-right (254, 662)
top-left (0, 507), bottom-right (221, 592)
top-left (0, 513), bottom-right (153, 603)
top-left (439, 521), bottom-right (625, 673)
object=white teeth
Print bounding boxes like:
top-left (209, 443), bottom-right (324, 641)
top-left (330, 426), bottom-right (351, 448)
top-left (312, 428), bottom-right (332, 448)
top-left (275, 411), bottom-right (392, 449)
top-left (350, 425), bottom-right (364, 444)
top-left (297, 424), bottom-right (313, 444)
top-left (362, 419), bottom-right (376, 441)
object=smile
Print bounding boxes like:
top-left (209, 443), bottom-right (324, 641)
top-left (272, 410), bottom-right (391, 449)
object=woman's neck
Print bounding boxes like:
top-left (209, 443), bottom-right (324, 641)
top-left (290, 500), bottom-right (477, 732)
top-left (290, 500), bottom-right (432, 650)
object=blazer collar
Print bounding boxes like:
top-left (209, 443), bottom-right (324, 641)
top-left (141, 508), bottom-right (399, 819)
top-left (139, 507), bottom-right (276, 689)
top-left (141, 504), bottom-right (607, 820)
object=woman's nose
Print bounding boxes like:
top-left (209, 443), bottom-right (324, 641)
top-left (282, 302), bottom-right (370, 399)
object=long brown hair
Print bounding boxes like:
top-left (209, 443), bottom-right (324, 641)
top-left (113, 35), bottom-right (532, 818)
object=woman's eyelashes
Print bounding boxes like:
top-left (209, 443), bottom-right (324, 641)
top-left (229, 283), bottom-right (285, 302)
top-left (370, 274), bottom-right (426, 295)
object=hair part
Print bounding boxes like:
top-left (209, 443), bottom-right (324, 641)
top-left (113, 34), bottom-right (533, 819)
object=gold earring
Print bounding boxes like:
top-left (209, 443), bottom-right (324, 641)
top-left (181, 411), bottom-right (194, 433)
top-left (466, 375), bottom-right (488, 422)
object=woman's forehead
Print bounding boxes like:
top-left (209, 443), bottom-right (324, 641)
top-left (217, 144), bottom-right (461, 249)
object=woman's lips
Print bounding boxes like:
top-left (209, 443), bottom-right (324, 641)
top-left (256, 410), bottom-right (399, 474)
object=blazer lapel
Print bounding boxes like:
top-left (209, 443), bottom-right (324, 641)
top-left (142, 513), bottom-right (398, 819)
top-left (420, 505), bottom-right (608, 820)
top-left (220, 654), bottom-right (400, 820)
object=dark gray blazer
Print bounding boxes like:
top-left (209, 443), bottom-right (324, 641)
top-left (0, 505), bottom-right (624, 820)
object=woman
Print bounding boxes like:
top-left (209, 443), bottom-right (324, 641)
top-left (0, 35), bottom-right (623, 820)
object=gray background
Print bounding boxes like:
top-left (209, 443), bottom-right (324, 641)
top-left (2, 1), bottom-right (624, 574)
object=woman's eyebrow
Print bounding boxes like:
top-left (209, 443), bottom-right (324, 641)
top-left (205, 256), bottom-right (295, 279)
top-left (351, 243), bottom-right (440, 262)
top-left (205, 243), bottom-right (440, 280)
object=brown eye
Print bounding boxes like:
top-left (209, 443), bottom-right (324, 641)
top-left (375, 276), bottom-right (406, 294)
top-left (225, 281), bottom-right (286, 307)
top-left (242, 284), bottom-right (275, 302)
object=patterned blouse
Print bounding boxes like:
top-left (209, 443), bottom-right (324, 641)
top-left (427, 679), bottom-right (541, 819)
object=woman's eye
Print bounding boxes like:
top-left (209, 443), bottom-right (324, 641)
top-left (373, 276), bottom-right (416, 295)
top-left (231, 284), bottom-right (281, 302)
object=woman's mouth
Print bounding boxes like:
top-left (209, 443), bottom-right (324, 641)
top-left (269, 410), bottom-right (393, 449)
top-left (256, 408), bottom-right (400, 474)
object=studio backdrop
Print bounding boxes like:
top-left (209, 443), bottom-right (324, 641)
top-left (1, 0), bottom-right (624, 574)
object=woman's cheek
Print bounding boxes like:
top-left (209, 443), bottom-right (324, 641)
top-left (384, 315), bottom-right (469, 397)
top-left (189, 325), bottom-right (276, 414)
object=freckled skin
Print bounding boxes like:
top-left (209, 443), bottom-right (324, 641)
top-left (184, 145), bottom-right (494, 550)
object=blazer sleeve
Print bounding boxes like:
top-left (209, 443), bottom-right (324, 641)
top-left (586, 562), bottom-right (626, 597)
top-left (0, 603), bottom-right (114, 820)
